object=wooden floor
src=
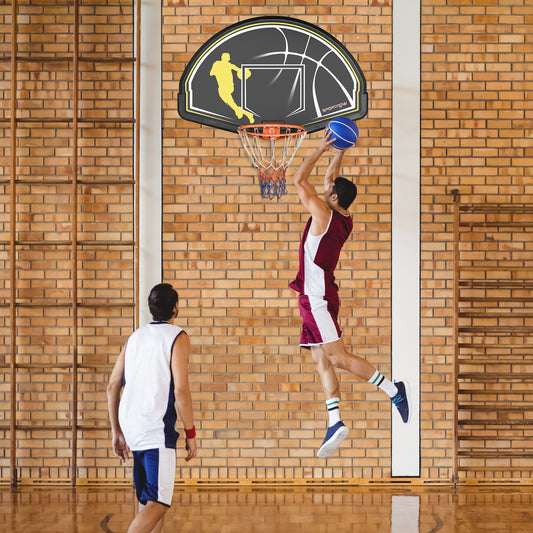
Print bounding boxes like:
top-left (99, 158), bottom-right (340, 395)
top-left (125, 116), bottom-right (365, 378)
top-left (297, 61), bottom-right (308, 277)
top-left (1, 485), bottom-right (533, 532)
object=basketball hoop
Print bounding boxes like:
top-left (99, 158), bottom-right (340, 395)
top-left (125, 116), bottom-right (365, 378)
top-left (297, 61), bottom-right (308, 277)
top-left (238, 123), bottom-right (306, 200)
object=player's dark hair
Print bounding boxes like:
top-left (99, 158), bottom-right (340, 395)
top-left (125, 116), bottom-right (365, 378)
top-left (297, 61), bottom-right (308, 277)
top-left (148, 283), bottom-right (178, 322)
top-left (333, 177), bottom-right (358, 209)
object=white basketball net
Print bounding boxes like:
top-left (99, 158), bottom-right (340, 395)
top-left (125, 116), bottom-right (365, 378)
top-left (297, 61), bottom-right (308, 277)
top-left (238, 125), bottom-right (306, 200)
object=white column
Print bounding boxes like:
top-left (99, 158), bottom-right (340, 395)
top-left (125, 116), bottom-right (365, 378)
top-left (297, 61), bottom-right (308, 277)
top-left (138, 0), bottom-right (162, 324)
top-left (391, 0), bottom-right (421, 476)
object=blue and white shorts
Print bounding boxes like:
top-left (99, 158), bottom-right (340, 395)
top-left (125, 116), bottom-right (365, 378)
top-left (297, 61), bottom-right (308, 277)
top-left (133, 448), bottom-right (176, 507)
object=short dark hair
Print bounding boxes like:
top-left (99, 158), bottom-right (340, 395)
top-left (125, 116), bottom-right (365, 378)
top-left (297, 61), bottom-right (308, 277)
top-left (333, 177), bottom-right (357, 209)
top-left (148, 283), bottom-right (178, 321)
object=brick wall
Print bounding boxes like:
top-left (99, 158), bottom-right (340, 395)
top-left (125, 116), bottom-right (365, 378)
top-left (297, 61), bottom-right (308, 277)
top-left (0, 0), bottom-right (530, 484)
top-left (0, 0), bottom-right (136, 482)
top-left (420, 0), bottom-right (531, 481)
top-left (162, 1), bottom-right (395, 481)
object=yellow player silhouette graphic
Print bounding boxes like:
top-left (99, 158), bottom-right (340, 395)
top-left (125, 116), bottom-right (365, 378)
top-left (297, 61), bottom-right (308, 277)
top-left (210, 53), bottom-right (254, 123)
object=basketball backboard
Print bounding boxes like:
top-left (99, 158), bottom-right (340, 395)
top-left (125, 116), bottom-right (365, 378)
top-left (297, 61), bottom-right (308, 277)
top-left (178, 16), bottom-right (368, 133)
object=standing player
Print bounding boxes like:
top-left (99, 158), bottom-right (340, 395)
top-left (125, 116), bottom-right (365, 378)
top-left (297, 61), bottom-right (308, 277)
top-left (289, 131), bottom-right (409, 458)
top-left (107, 283), bottom-right (197, 533)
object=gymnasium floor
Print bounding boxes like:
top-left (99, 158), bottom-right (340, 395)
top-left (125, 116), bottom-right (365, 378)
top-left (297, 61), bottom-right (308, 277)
top-left (1, 485), bottom-right (532, 532)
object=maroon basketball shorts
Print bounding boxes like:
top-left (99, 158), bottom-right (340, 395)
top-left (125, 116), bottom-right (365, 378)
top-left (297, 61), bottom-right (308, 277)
top-left (297, 294), bottom-right (343, 348)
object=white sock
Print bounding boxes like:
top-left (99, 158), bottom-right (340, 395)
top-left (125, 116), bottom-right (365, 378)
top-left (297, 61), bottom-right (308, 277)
top-left (326, 397), bottom-right (341, 426)
top-left (368, 371), bottom-right (398, 398)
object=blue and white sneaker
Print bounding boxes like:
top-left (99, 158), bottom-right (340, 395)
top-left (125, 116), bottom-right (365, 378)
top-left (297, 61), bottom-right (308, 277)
top-left (391, 381), bottom-right (410, 423)
top-left (317, 420), bottom-right (349, 458)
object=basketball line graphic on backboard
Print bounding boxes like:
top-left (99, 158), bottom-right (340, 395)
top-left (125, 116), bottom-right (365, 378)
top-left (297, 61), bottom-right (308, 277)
top-left (241, 64), bottom-right (305, 120)
top-left (178, 17), bottom-right (367, 133)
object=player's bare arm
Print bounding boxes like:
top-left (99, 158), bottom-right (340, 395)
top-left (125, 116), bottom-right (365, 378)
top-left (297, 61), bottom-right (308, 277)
top-left (324, 147), bottom-right (345, 191)
top-left (106, 346), bottom-right (131, 462)
top-left (292, 131), bottom-right (336, 232)
top-left (171, 331), bottom-right (197, 461)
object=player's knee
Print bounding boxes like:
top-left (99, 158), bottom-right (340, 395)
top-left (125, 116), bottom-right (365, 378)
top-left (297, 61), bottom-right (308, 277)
top-left (322, 347), bottom-right (346, 370)
top-left (313, 356), bottom-right (331, 375)
top-left (331, 355), bottom-right (348, 370)
top-left (145, 500), bottom-right (169, 519)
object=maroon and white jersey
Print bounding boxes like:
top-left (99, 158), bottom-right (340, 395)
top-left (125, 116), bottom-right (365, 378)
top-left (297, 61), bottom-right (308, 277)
top-left (289, 209), bottom-right (353, 300)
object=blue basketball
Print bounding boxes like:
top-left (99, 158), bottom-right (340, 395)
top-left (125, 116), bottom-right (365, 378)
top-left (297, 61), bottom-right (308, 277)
top-left (326, 117), bottom-right (359, 150)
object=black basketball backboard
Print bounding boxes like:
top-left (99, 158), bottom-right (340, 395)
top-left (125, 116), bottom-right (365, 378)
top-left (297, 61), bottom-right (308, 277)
top-left (178, 16), bottom-right (368, 133)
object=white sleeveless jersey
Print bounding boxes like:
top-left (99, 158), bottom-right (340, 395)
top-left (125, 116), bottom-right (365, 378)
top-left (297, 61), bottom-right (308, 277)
top-left (119, 322), bottom-right (183, 451)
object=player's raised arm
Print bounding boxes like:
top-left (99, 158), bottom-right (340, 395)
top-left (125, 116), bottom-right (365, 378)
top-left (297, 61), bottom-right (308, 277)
top-left (324, 147), bottom-right (345, 191)
top-left (291, 130), bottom-right (336, 221)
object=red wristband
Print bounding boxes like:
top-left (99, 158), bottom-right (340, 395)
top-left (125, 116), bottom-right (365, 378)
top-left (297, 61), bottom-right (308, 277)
top-left (185, 426), bottom-right (196, 439)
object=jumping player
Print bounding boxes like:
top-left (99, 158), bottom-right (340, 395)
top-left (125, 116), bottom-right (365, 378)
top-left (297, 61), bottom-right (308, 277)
top-left (289, 131), bottom-right (409, 458)
top-left (107, 283), bottom-right (197, 533)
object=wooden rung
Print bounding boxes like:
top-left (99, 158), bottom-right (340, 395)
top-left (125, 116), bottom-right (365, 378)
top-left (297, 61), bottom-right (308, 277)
top-left (459, 297), bottom-right (533, 303)
top-left (459, 403), bottom-right (533, 409)
top-left (2, 240), bottom-right (136, 246)
top-left (460, 222), bottom-right (533, 228)
top-left (459, 360), bottom-right (533, 367)
top-left (77, 240), bottom-right (136, 246)
top-left (459, 388), bottom-right (533, 394)
top-left (459, 373), bottom-right (533, 380)
top-left (457, 352), bottom-right (533, 365)
top-left (459, 204), bottom-right (533, 213)
top-left (0, 423), bottom-right (110, 431)
top-left (1, 179), bottom-right (66, 185)
top-left (0, 117), bottom-right (135, 124)
top-left (79, 179), bottom-right (135, 185)
top-left (458, 435), bottom-right (533, 441)
top-left (15, 363), bottom-right (72, 370)
top-left (458, 450), bottom-right (533, 458)
top-left (14, 117), bottom-right (73, 123)
top-left (0, 55), bottom-right (136, 64)
top-left (458, 405), bottom-right (533, 412)
top-left (0, 300), bottom-right (134, 309)
top-left (458, 466), bottom-right (533, 472)
top-left (0, 179), bottom-right (135, 186)
top-left (0, 55), bottom-right (67, 63)
top-left (2, 301), bottom-right (134, 308)
top-left (459, 357), bottom-right (533, 363)
top-left (458, 420), bottom-right (533, 426)
top-left (459, 312), bottom-right (533, 318)
top-left (459, 343), bottom-right (532, 349)
top-left (459, 281), bottom-right (533, 288)
top-left (13, 363), bottom-right (113, 371)
top-left (8, 302), bottom-right (71, 308)
top-left (12, 424), bottom-right (72, 431)
top-left (78, 56), bottom-right (136, 63)
top-left (459, 326), bottom-right (533, 334)
top-left (81, 301), bottom-right (135, 308)
top-left (78, 117), bottom-right (135, 124)
top-left (459, 266), bottom-right (532, 272)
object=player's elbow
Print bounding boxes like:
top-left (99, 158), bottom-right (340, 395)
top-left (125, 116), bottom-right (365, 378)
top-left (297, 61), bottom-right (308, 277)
top-left (292, 169), bottom-right (304, 186)
top-left (174, 386), bottom-right (191, 406)
top-left (292, 175), bottom-right (309, 197)
top-left (106, 379), bottom-right (121, 399)
top-left (105, 382), bottom-right (114, 399)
